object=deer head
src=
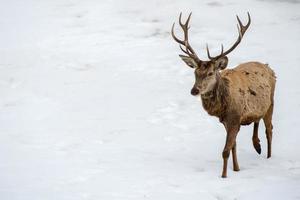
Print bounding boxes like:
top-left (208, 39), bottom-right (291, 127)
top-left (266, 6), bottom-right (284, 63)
top-left (171, 13), bottom-right (251, 96)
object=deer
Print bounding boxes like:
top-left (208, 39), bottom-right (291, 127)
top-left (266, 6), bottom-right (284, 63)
top-left (171, 12), bottom-right (276, 178)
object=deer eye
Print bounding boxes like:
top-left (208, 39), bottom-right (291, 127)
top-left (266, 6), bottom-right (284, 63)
top-left (208, 72), bottom-right (213, 76)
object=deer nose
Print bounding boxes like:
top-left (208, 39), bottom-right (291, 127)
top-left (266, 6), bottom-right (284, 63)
top-left (191, 87), bottom-right (200, 96)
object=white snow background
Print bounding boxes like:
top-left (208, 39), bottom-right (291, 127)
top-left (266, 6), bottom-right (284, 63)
top-left (0, 0), bottom-right (300, 199)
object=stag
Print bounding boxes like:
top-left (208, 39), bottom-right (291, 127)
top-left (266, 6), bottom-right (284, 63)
top-left (171, 13), bottom-right (276, 178)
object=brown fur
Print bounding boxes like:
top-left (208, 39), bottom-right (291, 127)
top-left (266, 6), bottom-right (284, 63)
top-left (201, 62), bottom-right (276, 124)
top-left (200, 61), bottom-right (276, 177)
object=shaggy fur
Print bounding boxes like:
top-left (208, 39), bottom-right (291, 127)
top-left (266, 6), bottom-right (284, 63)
top-left (201, 62), bottom-right (276, 125)
top-left (199, 61), bottom-right (276, 177)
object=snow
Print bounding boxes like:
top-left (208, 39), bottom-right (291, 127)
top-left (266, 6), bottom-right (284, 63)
top-left (0, 0), bottom-right (300, 199)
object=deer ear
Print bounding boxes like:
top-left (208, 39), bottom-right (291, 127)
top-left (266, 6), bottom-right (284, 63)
top-left (215, 56), bottom-right (228, 70)
top-left (179, 55), bottom-right (198, 68)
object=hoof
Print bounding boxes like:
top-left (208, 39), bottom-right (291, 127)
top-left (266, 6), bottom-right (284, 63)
top-left (233, 167), bottom-right (240, 172)
top-left (254, 143), bottom-right (261, 155)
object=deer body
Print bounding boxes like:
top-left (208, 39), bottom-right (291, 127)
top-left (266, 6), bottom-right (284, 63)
top-left (202, 62), bottom-right (276, 125)
top-left (171, 13), bottom-right (276, 177)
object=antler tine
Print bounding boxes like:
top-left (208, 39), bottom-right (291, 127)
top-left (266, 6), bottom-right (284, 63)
top-left (179, 45), bottom-right (189, 54)
top-left (179, 12), bottom-right (184, 27)
top-left (171, 23), bottom-right (185, 45)
top-left (179, 12), bottom-right (192, 29)
top-left (207, 13), bottom-right (251, 60)
top-left (237, 12), bottom-right (251, 36)
top-left (171, 20), bottom-right (191, 51)
top-left (206, 43), bottom-right (225, 60)
top-left (221, 44), bottom-right (224, 54)
top-left (185, 13), bottom-right (192, 28)
top-left (206, 44), bottom-right (213, 60)
top-left (236, 15), bottom-right (243, 31)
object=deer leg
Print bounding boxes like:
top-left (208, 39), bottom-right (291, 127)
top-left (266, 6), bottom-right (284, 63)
top-left (252, 121), bottom-right (261, 154)
top-left (222, 153), bottom-right (229, 178)
top-left (222, 125), bottom-right (240, 178)
top-left (263, 104), bottom-right (274, 158)
top-left (232, 142), bottom-right (240, 171)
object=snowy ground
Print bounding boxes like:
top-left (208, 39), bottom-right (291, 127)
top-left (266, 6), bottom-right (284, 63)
top-left (0, 0), bottom-right (300, 199)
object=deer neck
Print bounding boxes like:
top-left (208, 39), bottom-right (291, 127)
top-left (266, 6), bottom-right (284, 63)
top-left (200, 73), bottom-right (229, 119)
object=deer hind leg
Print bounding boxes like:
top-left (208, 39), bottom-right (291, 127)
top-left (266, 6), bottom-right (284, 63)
top-left (232, 141), bottom-right (240, 171)
top-left (252, 121), bottom-right (261, 154)
top-left (263, 104), bottom-right (274, 158)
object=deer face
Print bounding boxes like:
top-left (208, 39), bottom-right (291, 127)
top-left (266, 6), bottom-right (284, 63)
top-left (193, 62), bottom-right (217, 95)
top-left (180, 55), bottom-right (228, 96)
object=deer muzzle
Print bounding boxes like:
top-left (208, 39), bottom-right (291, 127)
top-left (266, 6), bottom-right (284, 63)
top-left (191, 87), bottom-right (200, 96)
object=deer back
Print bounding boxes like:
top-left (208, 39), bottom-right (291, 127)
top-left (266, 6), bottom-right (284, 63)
top-left (221, 62), bottom-right (276, 125)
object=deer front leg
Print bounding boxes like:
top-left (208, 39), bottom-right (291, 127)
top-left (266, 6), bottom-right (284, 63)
top-left (222, 124), bottom-right (240, 178)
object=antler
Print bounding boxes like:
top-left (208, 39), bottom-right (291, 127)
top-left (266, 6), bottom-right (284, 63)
top-left (171, 12), bottom-right (201, 63)
top-left (206, 12), bottom-right (251, 60)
